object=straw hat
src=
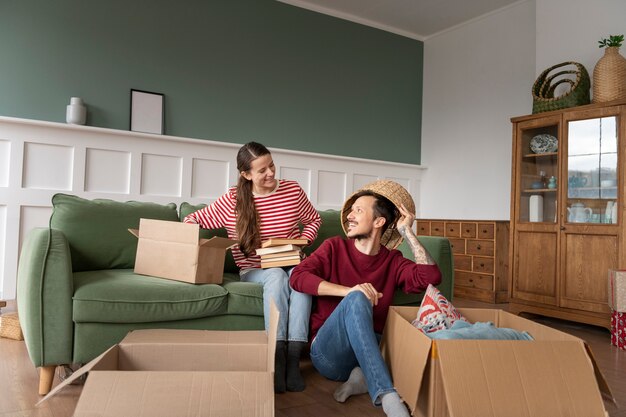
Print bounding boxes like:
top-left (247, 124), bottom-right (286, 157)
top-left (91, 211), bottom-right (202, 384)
top-left (341, 180), bottom-right (415, 249)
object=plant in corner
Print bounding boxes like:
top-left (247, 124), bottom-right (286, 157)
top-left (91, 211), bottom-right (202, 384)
top-left (592, 34), bottom-right (626, 103)
top-left (598, 34), bottom-right (624, 48)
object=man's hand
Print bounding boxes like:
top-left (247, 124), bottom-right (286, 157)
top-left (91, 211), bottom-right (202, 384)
top-left (396, 203), bottom-right (415, 231)
top-left (348, 283), bottom-right (383, 305)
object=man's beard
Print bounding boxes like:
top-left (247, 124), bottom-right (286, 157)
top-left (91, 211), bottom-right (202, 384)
top-left (349, 229), bottom-right (374, 241)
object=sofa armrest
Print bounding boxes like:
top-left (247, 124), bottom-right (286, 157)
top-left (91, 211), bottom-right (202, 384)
top-left (17, 228), bottom-right (74, 367)
top-left (392, 236), bottom-right (454, 306)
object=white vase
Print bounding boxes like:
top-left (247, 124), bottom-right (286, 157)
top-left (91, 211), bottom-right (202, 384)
top-left (529, 195), bottom-right (543, 222)
top-left (66, 97), bottom-right (86, 125)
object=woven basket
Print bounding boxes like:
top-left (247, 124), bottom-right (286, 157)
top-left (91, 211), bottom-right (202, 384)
top-left (593, 47), bottom-right (626, 103)
top-left (0, 312), bottom-right (24, 341)
top-left (532, 62), bottom-right (590, 114)
top-left (341, 180), bottom-right (415, 249)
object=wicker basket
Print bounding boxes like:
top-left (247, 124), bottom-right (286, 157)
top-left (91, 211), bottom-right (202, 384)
top-left (593, 47), bottom-right (626, 103)
top-left (532, 62), bottom-right (590, 114)
top-left (0, 312), bottom-right (24, 341)
top-left (341, 180), bottom-right (415, 249)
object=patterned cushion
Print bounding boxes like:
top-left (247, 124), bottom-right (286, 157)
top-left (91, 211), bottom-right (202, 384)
top-left (411, 284), bottom-right (466, 333)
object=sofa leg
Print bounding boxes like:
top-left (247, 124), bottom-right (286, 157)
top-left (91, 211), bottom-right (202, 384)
top-left (38, 365), bottom-right (56, 395)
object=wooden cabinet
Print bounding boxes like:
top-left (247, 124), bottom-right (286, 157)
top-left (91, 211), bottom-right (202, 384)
top-left (418, 219), bottom-right (509, 303)
top-left (509, 100), bottom-right (626, 329)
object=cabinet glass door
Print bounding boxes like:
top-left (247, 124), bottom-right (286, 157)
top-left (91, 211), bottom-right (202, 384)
top-left (518, 124), bottom-right (559, 223)
top-left (566, 116), bottom-right (618, 224)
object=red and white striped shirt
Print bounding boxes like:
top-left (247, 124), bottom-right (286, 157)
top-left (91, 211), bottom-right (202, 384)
top-left (183, 179), bottom-right (322, 270)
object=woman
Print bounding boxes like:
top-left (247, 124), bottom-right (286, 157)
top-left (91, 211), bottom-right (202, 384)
top-left (184, 141), bottom-right (321, 393)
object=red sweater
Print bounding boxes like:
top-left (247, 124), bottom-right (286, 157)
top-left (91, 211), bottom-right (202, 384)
top-left (290, 236), bottom-right (442, 339)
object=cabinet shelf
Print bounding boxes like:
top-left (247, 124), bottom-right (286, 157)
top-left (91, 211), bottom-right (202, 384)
top-left (523, 152), bottom-right (558, 158)
top-left (522, 188), bottom-right (557, 193)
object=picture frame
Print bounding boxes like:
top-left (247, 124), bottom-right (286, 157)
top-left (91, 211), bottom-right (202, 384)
top-left (130, 89), bottom-right (164, 134)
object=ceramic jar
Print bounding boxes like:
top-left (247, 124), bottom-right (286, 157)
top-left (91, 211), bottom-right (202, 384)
top-left (66, 97), bottom-right (86, 125)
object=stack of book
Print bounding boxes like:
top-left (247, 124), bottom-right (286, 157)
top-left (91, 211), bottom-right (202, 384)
top-left (256, 238), bottom-right (307, 269)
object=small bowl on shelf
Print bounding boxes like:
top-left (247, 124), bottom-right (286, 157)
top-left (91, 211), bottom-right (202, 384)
top-left (530, 181), bottom-right (544, 189)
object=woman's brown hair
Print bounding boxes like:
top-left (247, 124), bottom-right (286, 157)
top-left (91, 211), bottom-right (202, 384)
top-left (236, 141), bottom-right (271, 257)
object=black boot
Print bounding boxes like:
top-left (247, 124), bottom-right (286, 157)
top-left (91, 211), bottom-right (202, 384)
top-left (286, 341), bottom-right (306, 392)
top-left (274, 341), bottom-right (287, 393)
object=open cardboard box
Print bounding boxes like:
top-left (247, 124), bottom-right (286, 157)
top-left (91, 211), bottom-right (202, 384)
top-left (129, 218), bottom-right (237, 284)
top-left (381, 306), bottom-right (614, 417)
top-left (38, 303), bottom-right (278, 417)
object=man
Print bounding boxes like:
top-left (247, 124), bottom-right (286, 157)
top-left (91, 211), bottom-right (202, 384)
top-left (290, 180), bottom-right (441, 417)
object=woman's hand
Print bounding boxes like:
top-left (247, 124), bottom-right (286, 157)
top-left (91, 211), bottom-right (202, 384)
top-left (348, 283), bottom-right (382, 305)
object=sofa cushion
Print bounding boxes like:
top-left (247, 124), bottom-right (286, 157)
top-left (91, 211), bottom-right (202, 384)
top-left (221, 274), bottom-right (264, 316)
top-left (72, 269), bottom-right (229, 323)
top-left (179, 202), bottom-right (238, 273)
top-left (50, 194), bottom-right (179, 272)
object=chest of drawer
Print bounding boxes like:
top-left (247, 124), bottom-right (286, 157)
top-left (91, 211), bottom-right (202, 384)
top-left (466, 240), bottom-right (494, 256)
top-left (448, 238), bottom-right (466, 254)
top-left (445, 222), bottom-right (460, 237)
top-left (454, 254), bottom-right (472, 271)
top-left (430, 222), bottom-right (444, 236)
top-left (461, 223), bottom-right (477, 238)
top-left (477, 223), bottom-right (495, 239)
top-left (472, 256), bottom-right (494, 274)
top-left (455, 271), bottom-right (494, 290)
top-left (417, 221), bottom-right (430, 235)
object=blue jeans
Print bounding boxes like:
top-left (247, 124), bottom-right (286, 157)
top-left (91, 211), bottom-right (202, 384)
top-left (309, 291), bottom-right (395, 405)
top-left (240, 267), bottom-right (311, 342)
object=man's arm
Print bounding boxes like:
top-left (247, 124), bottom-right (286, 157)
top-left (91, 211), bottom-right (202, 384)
top-left (396, 204), bottom-right (436, 265)
top-left (318, 281), bottom-right (382, 305)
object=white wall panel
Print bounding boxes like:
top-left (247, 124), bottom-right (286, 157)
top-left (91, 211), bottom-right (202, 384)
top-left (85, 148), bottom-right (131, 194)
top-left (0, 140), bottom-right (9, 187)
top-left (19, 205), bottom-right (52, 255)
top-left (191, 158), bottom-right (229, 199)
top-left (318, 171), bottom-right (347, 207)
top-left (0, 116), bottom-right (424, 299)
top-left (281, 167), bottom-right (311, 196)
top-left (141, 154), bottom-right (183, 197)
top-left (22, 143), bottom-right (74, 190)
top-left (353, 174), bottom-right (378, 192)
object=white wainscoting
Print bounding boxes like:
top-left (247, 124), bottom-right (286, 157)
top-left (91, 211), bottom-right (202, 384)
top-left (0, 116), bottom-right (426, 300)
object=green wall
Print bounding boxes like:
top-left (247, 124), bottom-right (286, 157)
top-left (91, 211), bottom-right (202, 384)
top-left (0, 0), bottom-right (423, 164)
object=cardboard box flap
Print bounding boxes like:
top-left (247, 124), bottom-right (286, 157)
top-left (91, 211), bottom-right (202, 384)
top-left (436, 340), bottom-right (608, 417)
top-left (72, 371), bottom-right (274, 417)
top-left (198, 236), bottom-right (237, 249)
top-left (584, 344), bottom-right (616, 404)
top-left (267, 300), bottom-right (278, 370)
top-left (135, 218), bottom-right (200, 244)
top-left (36, 345), bottom-right (120, 406)
top-left (380, 306), bottom-right (431, 414)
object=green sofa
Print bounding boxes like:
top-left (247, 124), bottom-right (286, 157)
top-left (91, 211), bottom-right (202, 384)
top-left (16, 193), bottom-right (453, 395)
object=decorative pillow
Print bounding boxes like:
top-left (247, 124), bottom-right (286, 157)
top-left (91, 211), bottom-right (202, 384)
top-left (411, 284), bottom-right (467, 333)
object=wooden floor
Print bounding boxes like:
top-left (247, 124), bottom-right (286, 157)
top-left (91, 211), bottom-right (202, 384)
top-left (1, 298), bottom-right (624, 416)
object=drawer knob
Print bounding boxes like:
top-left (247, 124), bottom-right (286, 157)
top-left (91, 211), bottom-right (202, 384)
top-left (476, 245), bottom-right (482, 250)
top-left (482, 230), bottom-right (487, 233)
top-left (465, 229), bottom-right (470, 233)
top-left (480, 263), bottom-right (484, 267)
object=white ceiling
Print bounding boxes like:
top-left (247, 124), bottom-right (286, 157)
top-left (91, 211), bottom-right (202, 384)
top-left (278, 0), bottom-right (525, 40)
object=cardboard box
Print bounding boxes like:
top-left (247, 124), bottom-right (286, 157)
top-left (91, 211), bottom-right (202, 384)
top-left (611, 310), bottom-right (626, 350)
top-left (608, 269), bottom-right (626, 312)
top-left (381, 306), bottom-right (613, 417)
top-left (39, 303), bottom-right (278, 417)
top-left (129, 218), bottom-right (237, 284)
